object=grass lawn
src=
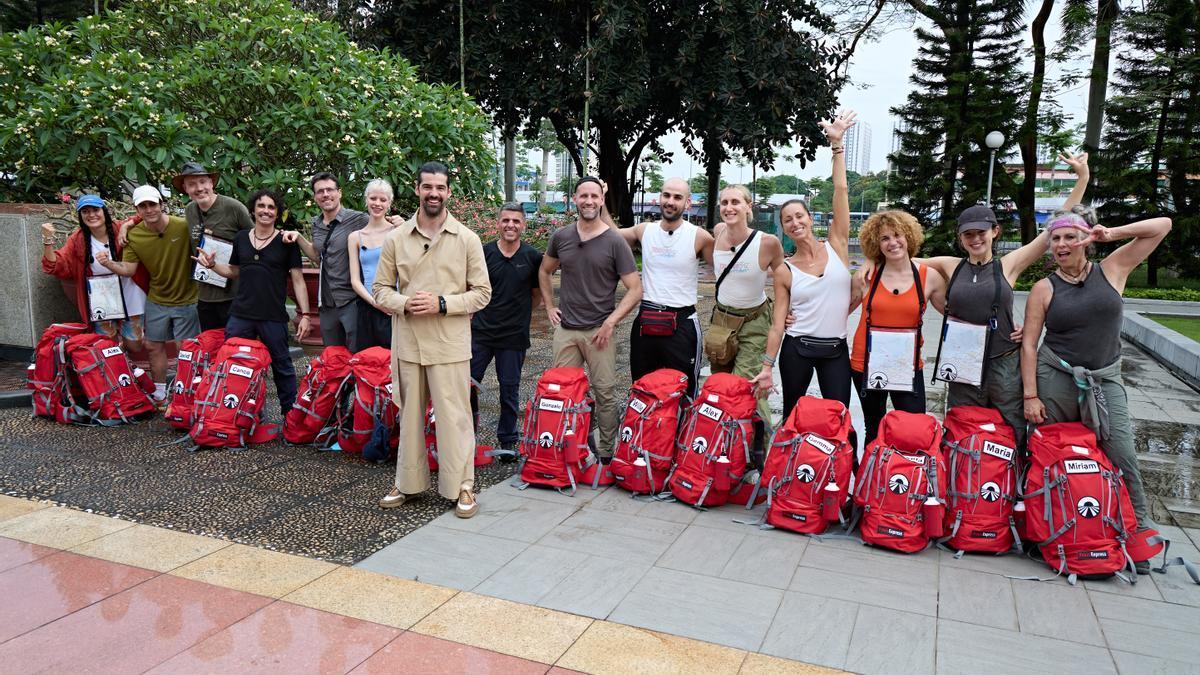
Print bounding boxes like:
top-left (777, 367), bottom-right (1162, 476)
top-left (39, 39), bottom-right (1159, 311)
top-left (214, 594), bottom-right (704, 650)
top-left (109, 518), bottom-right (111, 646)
top-left (1125, 263), bottom-right (1200, 290)
top-left (1148, 314), bottom-right (1200, 342)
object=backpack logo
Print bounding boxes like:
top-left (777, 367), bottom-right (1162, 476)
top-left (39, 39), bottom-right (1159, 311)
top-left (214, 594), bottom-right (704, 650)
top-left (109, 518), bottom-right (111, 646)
top-left (629, 398), bottom-right (647, 414)
top-left (300, 389), bottom-right (312, 402)
top-left (174, 381), bottom-right (185, 394)
top-left (937, 363), bottom-right (958, 381)
top-left (1065, 459), bottom-right (1100, 474)
top-left (888, 473), bottom-right (910, 494)
top-left (539, 398), bottom-right (565, 412)
top-left (117, 373), bottom-right (132, 387)
top-left (1078, 550), bottom-right (1109, 559)
top-left (691, 436), bottom-right (709, 454)
top-left (971, 530), bottom-right (998, 539)
top-left (538, 432), bottom-right (555, 448)
top-left (1076, 496), bottom-right (1101, 518)
top-left (620, 426), bottom-right (633, 443)
top-left (795, 464), bottom-right (816, 483)
top-left (222, 394), bottom-right (240, 409)
top-left (867, 372), bottom-right (889, 389)
top-left (698, 403), bottom-right (722, 421)
top-left (980, 481), bottom-right (1001, 502)
top-left (306, 363), bottom-right (314, 375)
top-left (877, 526), bottom-right (905, 538)
top-left (229, 364), bottom-right (254, 379)
top-left (982, 441), bottom-right (1014, 461)
top-left (101, 346), bottom-right (124, 357)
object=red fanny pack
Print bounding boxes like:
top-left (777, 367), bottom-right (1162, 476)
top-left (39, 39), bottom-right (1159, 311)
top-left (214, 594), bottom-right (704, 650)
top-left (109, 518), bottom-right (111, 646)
top-left (639, 309), bottom-right (676, 337)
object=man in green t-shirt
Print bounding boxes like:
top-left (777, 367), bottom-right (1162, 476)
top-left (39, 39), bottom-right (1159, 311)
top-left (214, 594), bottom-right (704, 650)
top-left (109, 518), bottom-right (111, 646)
top-left (98, 185), bottom-right (200, 402)
top-left (172, 162), bottom-right (252, 331)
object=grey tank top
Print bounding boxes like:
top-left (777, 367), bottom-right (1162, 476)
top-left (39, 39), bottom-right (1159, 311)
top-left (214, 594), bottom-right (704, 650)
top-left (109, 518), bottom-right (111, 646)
top-left (946, 259), bottom-right (1017, 357)
top-left (1043, 263), bottom-right (1123, 369)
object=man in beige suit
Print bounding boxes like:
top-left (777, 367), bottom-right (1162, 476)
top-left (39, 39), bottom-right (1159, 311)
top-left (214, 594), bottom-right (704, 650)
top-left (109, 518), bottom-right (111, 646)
top-left (373, 161), bottom-right (491, 517)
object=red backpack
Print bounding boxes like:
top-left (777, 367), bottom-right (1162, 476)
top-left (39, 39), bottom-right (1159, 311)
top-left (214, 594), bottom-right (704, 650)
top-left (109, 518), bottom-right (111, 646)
top-left (941, 406), bottom-right (1021, 553)
top-left (515, 367), bottom-right (607, 495)
top-left (1023, 422), bottom-right (1138, 580)
top-left (64, 333), bottom-right (155, 424)
top-left (853, 411), bottom-right (946, 553)
top-left (284, 345), bottom-right (353, 445)
top-left (667, 373), bottom-right (757, 508)
top-left (426, 379), bottom-right (496, 470)
top-left (611, 368), bottom-right (689, 495)
top-left (759, 396), bottom-right (855, 534)
top-left (27, 323), bottom-right (89, 423)
top-left (337, 347), bottom-right (398, 456)
top-left (165, 329), bottom-right (227, 430)
top-left (189, 338), bottom-right (278, 449)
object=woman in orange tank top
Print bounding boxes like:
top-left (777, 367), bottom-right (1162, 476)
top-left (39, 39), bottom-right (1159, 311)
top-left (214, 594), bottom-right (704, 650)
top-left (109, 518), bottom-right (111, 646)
top-left (851, 211), bottom-right (945, 445)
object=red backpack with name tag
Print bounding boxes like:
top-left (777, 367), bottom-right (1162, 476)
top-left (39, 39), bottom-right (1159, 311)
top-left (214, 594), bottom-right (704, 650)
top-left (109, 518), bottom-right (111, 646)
top-left (853, 410), bottom-right (946, 553)
top-left (515, 367), bottom-right (603, 495)
top-left (284, 345), bottom-right (353, 446)
top-left (425, 379), bottom-right (495, 469)
top-left (189, 338), bottom-right (278, 448)
top-left (611, 368), bottom-right (689, 495)
top-left (667, 373), bottom-right (757, 508)
top-left (941, 406), bottom-right (1021, 553)
top-left (64, 333), bottom-right (155, 424)
top-left (166, 329), bottom-right (227, 430)
top-left (27, 322), bottom-right (89, 423)
top-left (1023, 422), bottom-right (1138, 579)
top-left (759, 396), bottom-right (855, 534)
top-left (337, 346), bottom-right (398, 456)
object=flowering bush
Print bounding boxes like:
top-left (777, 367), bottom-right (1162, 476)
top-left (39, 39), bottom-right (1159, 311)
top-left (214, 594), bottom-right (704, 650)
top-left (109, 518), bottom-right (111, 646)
top-left (0, 0), bottom-right (496, 219)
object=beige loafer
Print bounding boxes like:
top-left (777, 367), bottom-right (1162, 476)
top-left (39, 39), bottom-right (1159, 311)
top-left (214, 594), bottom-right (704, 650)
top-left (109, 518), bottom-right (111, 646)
top-left (455, 488), bottom-right (479, 519)
top-left (379, 488), bottom-right (407, 509)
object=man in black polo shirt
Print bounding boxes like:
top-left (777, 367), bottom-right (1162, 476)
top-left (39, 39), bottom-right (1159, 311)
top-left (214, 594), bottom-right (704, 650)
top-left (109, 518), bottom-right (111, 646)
top-left (470, 203), bottom-right (543, 460)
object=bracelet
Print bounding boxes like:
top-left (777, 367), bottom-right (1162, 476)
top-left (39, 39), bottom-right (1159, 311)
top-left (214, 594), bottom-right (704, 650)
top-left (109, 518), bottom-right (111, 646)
top-left (761, 354), bottom-right (776, 367)
top-left (829, 144), bottom-right (844, 151)
top-left (1023, 394), bottom-right (1039, 400)
top-left (42, 239), bottom-right (55, 246)
top-left (831, 148), bottom-right (845, 156)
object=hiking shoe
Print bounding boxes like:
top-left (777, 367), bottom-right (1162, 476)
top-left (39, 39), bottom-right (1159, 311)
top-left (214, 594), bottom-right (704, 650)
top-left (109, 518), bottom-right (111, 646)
top-left (455, 488), bottom-right (479, 519)
top-left (379, 488), bottom-right (407, 509)
top-left (497, 441), bottom-right (519, 463)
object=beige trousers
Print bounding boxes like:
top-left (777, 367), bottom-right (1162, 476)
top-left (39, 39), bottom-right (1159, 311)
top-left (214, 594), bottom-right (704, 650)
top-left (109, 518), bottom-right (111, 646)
top-left (394, 358), bottom-right (474, 500)
top-left (552, 325), bottom-right (618, 456)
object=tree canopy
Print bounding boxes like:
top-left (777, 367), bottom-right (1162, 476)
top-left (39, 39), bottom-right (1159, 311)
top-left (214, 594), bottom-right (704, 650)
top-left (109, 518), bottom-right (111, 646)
top-left (0, 0), bottom-right (496, 217)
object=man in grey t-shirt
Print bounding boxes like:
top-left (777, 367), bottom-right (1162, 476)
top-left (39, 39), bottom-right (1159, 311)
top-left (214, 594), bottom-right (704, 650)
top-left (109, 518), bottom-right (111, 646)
top-left (538, 177), bottom-right (641, 458)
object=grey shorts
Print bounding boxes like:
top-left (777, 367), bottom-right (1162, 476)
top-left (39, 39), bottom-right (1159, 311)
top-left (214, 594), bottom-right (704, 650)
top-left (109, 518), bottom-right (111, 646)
top-left (144, 300), bottom-right (201, 342)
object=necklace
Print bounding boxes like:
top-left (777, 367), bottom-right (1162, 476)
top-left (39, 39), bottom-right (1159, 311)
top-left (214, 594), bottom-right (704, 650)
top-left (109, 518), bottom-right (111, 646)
top-left (251, 228), bottom-right (276, 259)
top-left (1058, 261), bottom-right (1090, 284)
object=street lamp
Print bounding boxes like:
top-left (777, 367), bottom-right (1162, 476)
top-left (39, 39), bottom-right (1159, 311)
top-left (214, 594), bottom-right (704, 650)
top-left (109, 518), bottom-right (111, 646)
top-left (984, 130), bottom-right (1005, 207)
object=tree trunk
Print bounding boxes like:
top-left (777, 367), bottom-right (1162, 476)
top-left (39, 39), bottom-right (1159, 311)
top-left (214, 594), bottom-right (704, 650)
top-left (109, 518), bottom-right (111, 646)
top-left (1082, 0), bottom-right (1119, 202)
top-left (596, 124), bottom-right (633, 226)
top-left (538, 148), bottom-right (550, 210)
top-left (704, 134), bottom-right (723, 229)
top-left (1018, 0), bottom-right (1055, 244)
top-left (503, 136), bottom-right (516, 202)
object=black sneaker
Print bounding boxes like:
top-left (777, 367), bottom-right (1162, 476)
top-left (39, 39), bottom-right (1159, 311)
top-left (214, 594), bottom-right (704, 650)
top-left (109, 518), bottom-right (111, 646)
top-left (496, 441), bottom-right (519, 463)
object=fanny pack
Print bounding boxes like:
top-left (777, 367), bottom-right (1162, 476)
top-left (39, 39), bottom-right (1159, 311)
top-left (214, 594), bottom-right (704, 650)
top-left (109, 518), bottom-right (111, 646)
top-left (704, 231), bottom-right (759, 366)
top-left (792, 335), bottom-right (846, 360)
top-left (639, 302), bottom-right (680, 337)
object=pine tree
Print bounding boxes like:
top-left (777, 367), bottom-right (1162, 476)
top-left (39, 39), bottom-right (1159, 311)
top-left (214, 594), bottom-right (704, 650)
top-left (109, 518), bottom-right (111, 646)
top-left (1093, 0), bottom-right (1200, 281)
top-left (887, 0), bottom-right (1027, 252)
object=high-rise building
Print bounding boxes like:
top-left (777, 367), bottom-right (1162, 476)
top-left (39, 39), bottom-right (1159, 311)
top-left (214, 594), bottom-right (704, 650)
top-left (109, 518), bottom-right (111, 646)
top-left (844, 122), bottom-right (873, 175)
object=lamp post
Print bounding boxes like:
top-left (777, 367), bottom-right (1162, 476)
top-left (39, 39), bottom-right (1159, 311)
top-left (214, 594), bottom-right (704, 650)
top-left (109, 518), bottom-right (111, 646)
top-left (984, 130), bottom-right (1005, 207)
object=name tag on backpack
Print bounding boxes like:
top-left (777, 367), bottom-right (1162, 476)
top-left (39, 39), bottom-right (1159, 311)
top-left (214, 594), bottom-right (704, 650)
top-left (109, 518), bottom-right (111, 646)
top-left (982, 441), bottom-right (1014, 461)
top-left (178, 350), bottom-right (193, 362)
top-left (229, 364), bottom-right (254, 379)
top-left (698, 403), bottom-right (722, 421)
top-left (539, 398), bottom-right (564, 412)
top-left (1064, 459), bottom-right (1100, 474)
top-left (804, 434), bottom-right (835, 455)
top-left (101, 346), bottom-right (123, 357)
top-left (900, 453), bottom-right (926, 465)
top-left (629, 398), bottom-right (647, 414)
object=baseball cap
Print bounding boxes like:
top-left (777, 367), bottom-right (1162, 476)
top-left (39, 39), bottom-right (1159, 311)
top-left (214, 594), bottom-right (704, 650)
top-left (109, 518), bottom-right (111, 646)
top-left (957, 205), bottom-right (998, 233)
top-left (132, 185), bottom-right (162, 206)
top-left (75, 194), bottom-right (105, 211)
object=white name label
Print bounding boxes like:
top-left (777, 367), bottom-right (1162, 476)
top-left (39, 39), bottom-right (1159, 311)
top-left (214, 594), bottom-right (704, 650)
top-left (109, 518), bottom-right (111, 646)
top-left (177, 350), bottom-right (193, 362)
top-left (101, 346), bottom-right (123, 357)
top-left (982, 441), bottom-right (1015, 462)
top-left (547, 383), bottom-right (561, 392)
top-left (900, 453), bottom-right (926, 465)
top-left (239, 345), bottom-right (252, 352)
top-left (1070, 445), bottom-right (1091, 455)
top-left (229, 364), bottom-right (254, 379)
top-left (1064, 459), bottom-right (1100, 474)
top-left (629, 398), bottom-right (647, 414)
top-left (698, 403), bottom-right (723, 421)
top-left (804, 434), bottom-right (836, 455)
top-left (980, 423), bottom-right (996, 432)
top-left (539, 398), bottom-right (564, 412)
top-left (706, 394), bottom-right (720, 403)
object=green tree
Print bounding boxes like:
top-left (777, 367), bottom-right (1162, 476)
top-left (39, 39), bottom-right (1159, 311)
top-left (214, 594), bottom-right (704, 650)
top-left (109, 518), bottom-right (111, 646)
top-left (1093, 0), bottom-right (1200, 282)
top-left (519, 120), bottom-right (561, 210)
top-left (0, 0), bottom-right (106, 31)
top-left (888, 0), bottom-right (1027, 253)
top-left (642, 157), bottom-right (664, 192)
top-left (0, 0), bottom-right (495, 219)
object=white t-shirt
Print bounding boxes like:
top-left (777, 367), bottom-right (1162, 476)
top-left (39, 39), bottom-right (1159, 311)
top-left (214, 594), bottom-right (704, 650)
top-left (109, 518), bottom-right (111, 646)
top-left (89, 236), bottom-right (147, 317)
top-left (784, 241), bottom-right (851, 339)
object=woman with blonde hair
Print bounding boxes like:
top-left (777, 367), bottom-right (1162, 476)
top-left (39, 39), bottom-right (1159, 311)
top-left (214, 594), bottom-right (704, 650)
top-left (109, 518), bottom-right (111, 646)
top-left (851, 210), bottom-right (945, 444)
top-left (347, 178), bottom-right (399, 350)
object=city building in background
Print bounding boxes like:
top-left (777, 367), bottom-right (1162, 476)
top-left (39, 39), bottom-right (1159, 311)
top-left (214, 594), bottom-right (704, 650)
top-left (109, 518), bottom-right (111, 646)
top-left (844, 122), bottom-right (872, 175)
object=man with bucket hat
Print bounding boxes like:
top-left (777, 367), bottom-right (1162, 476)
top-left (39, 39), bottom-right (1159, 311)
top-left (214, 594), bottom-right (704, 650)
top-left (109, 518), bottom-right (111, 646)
top-left (173, 161), bottom-right (252, 331)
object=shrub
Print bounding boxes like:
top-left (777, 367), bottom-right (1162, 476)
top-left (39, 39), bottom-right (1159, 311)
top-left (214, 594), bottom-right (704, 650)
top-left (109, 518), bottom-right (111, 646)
top-left (0, 0), bottom-right (497, 220)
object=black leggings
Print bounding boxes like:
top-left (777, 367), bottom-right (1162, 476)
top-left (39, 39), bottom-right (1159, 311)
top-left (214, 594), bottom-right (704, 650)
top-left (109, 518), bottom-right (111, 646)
top-left (852, 368), bottom-right (926, 447)
top-left (780, 335), bottom-right (852, 420)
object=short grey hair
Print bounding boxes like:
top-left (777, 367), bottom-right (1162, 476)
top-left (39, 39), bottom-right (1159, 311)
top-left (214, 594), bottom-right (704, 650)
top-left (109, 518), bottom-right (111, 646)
top-left (1050, 203), bottom-right (1098, 226)
top-left (364, 178), bottom-right (394, 202)
top-left (497, 202), bottom-right (526, 220)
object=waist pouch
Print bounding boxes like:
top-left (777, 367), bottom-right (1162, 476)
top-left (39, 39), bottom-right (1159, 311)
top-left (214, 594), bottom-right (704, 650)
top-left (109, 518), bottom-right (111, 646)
top-left (705, 302), bottom-right (766, 366)
top-left (639, 309), bottom-right (677, 337)
top-left (791, 335), bottom-right (846, 360)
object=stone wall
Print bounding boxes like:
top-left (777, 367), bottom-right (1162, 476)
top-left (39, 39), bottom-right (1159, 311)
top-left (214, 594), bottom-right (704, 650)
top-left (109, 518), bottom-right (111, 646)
top-left (0, 204), bottom-right (80, 349)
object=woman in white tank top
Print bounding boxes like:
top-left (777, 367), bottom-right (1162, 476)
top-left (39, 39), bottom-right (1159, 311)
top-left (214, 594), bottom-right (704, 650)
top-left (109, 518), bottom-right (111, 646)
top-left (776, 111), bottom-right (858, 419)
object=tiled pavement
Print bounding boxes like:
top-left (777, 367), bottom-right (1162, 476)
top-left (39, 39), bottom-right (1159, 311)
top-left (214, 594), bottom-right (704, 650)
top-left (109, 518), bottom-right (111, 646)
top-left (0, 496), bottom-right (831, 674)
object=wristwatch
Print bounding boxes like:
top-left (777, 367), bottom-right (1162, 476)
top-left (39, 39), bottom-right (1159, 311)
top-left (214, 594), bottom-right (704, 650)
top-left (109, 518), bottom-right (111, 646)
top-left (438, 296), bottom-right (447, 315)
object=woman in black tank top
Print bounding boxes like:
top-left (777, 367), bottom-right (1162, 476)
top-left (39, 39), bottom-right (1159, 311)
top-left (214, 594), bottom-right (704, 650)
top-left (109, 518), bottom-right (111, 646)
top-left (1020, 205), bottom-right (1172, 559)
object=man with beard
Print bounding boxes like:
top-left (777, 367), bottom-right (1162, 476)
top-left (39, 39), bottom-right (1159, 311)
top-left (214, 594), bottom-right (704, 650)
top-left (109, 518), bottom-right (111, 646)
top-left (609, 177), bottom-right (713, 396)
top-left (538, 177), bottom-right (642, 459)
top-left (373, 161), bottom-right (491, 518)
top-left (172, 162), bottom-right (253, 331)
top-left (282, 173), bottom-right (368, 350)
top-left (470, 203), bottom-right (543, 460)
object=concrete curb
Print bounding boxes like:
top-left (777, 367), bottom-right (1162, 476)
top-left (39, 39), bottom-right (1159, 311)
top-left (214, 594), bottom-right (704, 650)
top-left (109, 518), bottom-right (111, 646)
top-left (1122, 311), bottom-right (1200, 391)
